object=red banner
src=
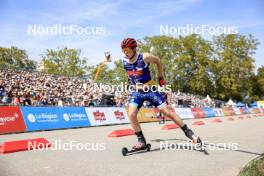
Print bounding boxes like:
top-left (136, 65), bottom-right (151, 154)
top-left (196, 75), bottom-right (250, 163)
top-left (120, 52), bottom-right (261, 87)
top-left (191, 108), bottom-right (205, 118)
top-left (0, 106), bottom-right (26, 134)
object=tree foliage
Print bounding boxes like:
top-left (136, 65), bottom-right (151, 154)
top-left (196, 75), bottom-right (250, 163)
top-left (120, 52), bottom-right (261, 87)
top-left (0, 46), bottom-right (36, 70)
top-left (135, 34), bottom-right (260, 102)
top-left (41, 47), bottom-right (88, 77)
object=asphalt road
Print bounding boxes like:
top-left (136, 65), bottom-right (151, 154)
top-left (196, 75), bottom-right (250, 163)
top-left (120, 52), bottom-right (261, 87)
top-left (1, 115), bottom-right (264, 176)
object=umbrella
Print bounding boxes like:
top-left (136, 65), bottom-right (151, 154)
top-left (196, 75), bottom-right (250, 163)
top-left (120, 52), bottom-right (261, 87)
top-left (236, 102), bottom-right (245, 107)
top-left (250, 101), bottom-right (258, 108)
top-left (227, 99), bottom-right (236, 106)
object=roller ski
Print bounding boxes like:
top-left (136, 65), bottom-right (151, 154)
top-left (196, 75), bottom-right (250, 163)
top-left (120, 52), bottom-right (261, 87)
top-left (122, 131), bottom-right (151, 156)
top-left (122, 142), bottom-right (151, 156)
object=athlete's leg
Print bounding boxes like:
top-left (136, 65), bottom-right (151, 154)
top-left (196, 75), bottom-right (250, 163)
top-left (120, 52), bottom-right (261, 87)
top-left (128, 105), bottom-right (141, 132)
top-left (159, 106), bottom-right (184, 126)
top-left (146, 91), bottom-right (201, 143)
top-left (128, 92), bottom-right (147, 149)
top-left (159, 106), bottom-right (201, 143)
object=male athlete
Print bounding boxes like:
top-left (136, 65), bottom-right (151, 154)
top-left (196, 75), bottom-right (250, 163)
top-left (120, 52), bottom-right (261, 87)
top-left (121, 38), bottom-right (202, 150)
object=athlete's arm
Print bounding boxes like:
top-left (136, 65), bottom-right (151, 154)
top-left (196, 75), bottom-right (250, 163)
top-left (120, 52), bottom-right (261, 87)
top-left (143, 53), bottom-right (163, 78)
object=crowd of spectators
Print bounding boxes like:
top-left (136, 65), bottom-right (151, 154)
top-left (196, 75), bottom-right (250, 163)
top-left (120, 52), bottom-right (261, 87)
top-left (0, 69), bottom-right (99, 107)
top-left (170, 92), bottom-right (223, 108)
top-left (0, 69), bottom-right (223, 108)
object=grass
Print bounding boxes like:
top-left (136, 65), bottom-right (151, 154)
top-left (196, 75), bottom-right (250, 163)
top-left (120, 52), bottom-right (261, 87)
top-left (239, 154), bottom-right (264, 176)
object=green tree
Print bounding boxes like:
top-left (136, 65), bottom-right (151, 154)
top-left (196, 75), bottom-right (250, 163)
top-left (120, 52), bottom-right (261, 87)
top-left (138, 35), bottom-right (214, 96)
top-left (257, 67), bottom-right (264, 98)
top-left (250, 66), bottom-right (264, 101)
top-left (0, 46), bottom-right (36, 70)
top-left (175, 35), bottom-right (215, 96)
top-left (88, 59), bottom-right (127, 85)
top-left (138, 35), bottom-right (179, 83)
top-left (41, 47), bottom-right (88, 77)
top-left (88, 64), bottom-right (112, 84)
top-left (111, 60), bottom-right (128, 84)
top-left (213, 34), bottom-right (258, 101)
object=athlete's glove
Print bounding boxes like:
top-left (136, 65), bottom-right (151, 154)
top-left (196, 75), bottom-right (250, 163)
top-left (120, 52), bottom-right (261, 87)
top-left (158, 77), bottom-right (166, 86)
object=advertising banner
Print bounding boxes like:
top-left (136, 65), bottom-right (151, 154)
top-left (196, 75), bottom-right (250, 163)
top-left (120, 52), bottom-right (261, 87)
top-left (233, 108), bottom-right (242, 115)
top-left (0, 106), bottom-right (26, 134)
top-left (21, 107), bottom-right (90, 131)
top-left (174, 108), bottom-right (195, 119)
top-left (240, 108), bottom-right (250, 114)
top-left (85, 107), bottom-right (129, 126)
top-left (138, 108), bottom-right (158, 122)
top-left (222, 107), bottom-right (235, 116)
top-left (249, 108), bottom-right (261, 114)
top-left (191, 108), bottom-right (205, 118)
top-left (213, 108), bottom-right (224, 117)
top-left (203, 108), bottom-right (216, 117)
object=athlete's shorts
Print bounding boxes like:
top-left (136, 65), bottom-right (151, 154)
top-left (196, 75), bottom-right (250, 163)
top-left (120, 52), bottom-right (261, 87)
top-left (129, 91), bottom-right (167, 109)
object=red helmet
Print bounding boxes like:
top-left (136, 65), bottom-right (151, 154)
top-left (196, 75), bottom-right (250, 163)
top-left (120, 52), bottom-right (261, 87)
top-left (121, 38), bottom-right (137, 49)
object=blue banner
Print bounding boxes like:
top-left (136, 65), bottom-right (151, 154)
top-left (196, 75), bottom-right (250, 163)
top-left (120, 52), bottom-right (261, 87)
top-left (203, 108), bottom-right (216, 117)
top-left (21, 107), bottom-right (91, 131)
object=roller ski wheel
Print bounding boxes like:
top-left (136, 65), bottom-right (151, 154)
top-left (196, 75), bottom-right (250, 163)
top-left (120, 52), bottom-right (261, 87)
top-left (192, 136), bottom-right (202, 145)
top-left (121, 144), bottom-right (151, 156)
top-left (191, 137), bottom-right (209, 155)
